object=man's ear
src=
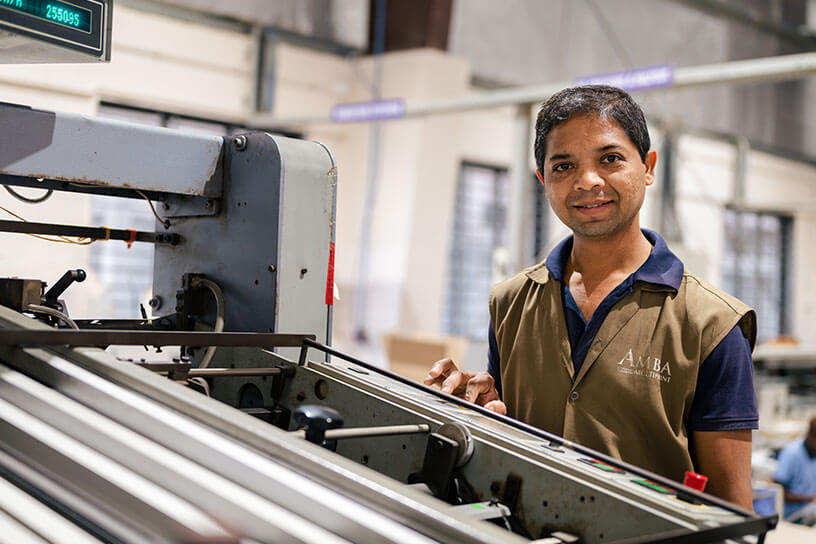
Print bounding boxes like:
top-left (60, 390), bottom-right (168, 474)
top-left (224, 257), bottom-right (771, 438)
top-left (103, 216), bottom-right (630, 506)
top-left (535, 170), bottom-right (545, 184)
top-left (644, 150), bottom-right (657, 186)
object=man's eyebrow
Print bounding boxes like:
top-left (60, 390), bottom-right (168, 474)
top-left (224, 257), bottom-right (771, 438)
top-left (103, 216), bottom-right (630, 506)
top-left (598, 144), bottom-right (623, 152)
top-left (547, 153), bottom-right (572, 162)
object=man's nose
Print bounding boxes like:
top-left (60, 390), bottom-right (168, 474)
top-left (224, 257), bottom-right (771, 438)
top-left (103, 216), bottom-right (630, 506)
top-left (574, 167), bottom-right (605, 191)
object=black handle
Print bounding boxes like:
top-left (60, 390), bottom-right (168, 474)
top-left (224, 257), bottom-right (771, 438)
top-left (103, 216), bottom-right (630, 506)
top-left (45, 269), bottom-right (86, 302)
top-left (293, 404), bottom-right (344, 447)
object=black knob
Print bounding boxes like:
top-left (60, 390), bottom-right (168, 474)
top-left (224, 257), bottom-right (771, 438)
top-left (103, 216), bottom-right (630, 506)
top-left (293, 405), bottom-right (344, 449)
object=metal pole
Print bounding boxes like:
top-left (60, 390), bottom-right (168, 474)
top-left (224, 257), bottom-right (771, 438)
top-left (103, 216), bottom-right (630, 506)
top-left (293, 423), bottom-right (431, 441)
top-left (249, 52), bottom-right (816, 128)
top-left (506, 104), bottom-right (533, 274)
top-left (352, 0), bottom-right (388, 342)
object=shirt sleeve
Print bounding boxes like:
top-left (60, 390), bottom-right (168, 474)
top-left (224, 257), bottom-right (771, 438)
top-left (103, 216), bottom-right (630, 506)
top-left (773, 443), bottom-right (798, 487)
top-left (687, 325), bottom-right (759, 432)
top-left (487, 323), bottom-right (502, 399)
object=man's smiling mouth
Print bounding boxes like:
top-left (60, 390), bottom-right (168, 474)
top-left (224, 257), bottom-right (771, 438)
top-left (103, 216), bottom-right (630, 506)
top-left (575, 200), bottom-right (613, 209)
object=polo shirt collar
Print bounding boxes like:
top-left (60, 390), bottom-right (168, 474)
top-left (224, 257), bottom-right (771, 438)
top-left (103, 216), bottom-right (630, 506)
top-left (534, 228), bottom-right (683, 291)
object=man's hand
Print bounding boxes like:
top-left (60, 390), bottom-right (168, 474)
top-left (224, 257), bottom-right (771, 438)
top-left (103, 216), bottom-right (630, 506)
top-left (423, 358), bottom-right (506, 415)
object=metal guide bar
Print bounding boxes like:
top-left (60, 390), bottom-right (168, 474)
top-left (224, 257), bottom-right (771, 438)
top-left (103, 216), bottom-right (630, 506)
top-left (0, 341), bottom-right (527, 544)
top-left (0, 354), bottom-right (479, 544)
top-left (297, 339), bottom-right (774, 537)
top-left (0, 330), bottom-right (314, 347)
top-left (0, 219), bottom-right (179, 246)
top-left (0, 365), bottom-right (351, 543)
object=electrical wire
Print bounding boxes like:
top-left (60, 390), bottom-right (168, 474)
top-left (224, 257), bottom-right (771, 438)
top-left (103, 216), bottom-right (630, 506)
top-left (26, 304), bottom-right (79, 330)
top-left (3, 185), bottom-right (53, 204)
top-left (191, 277), bottom-right (225, 368)
top-left (135, 190), bottom-right (170, 228)
top-left (0, 204), bottom-right (95, 245)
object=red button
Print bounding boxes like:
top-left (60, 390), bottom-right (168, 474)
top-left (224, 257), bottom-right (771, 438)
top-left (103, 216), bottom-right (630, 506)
top-left (683, 471), bottom-right (708, 491)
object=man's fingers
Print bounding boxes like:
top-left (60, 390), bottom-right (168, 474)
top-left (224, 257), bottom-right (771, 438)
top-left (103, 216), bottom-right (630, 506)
top-left (423, 358), bottom-right (457, 386)
top-left (441, 371), bottom-right (469, 396)
top-left (464, 372), bottom-right (496, 404)
top-left (476, 389), bottom-right (501, 405)
top-left (484, 400), bottom-right (507, 415)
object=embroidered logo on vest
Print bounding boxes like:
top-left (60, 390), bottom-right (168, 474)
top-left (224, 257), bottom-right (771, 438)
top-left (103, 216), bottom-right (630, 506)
top-left (616, 348), bottom-right (672, 383)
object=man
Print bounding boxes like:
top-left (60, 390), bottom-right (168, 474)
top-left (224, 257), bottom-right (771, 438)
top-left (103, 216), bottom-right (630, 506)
top-left (774, 417), bottom-right (816, 522)
top-left (425, 85), bottom-right (758, 509)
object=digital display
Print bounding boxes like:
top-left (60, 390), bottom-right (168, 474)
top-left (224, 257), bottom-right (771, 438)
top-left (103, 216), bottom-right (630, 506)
top-left (0, 0), bottom-right (92, 33)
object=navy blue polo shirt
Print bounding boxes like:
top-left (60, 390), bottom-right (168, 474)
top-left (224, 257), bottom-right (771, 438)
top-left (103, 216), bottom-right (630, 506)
top-left (487, 229), bottom-right (758, 432)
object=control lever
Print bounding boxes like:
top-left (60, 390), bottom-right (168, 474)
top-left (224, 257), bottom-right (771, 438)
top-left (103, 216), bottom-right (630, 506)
top-left (293, 404), bottom-right (344, 451)
top-left (44, 269), bottom-right (86, 310)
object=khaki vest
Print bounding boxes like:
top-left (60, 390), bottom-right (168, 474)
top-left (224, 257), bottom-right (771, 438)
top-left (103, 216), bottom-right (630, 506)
top-left (489, 261), bottom-right (756, 481)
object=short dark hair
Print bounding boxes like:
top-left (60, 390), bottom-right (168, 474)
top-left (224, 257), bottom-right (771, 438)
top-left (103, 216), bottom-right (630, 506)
top-left (534, 85), bottom-right (651, 172)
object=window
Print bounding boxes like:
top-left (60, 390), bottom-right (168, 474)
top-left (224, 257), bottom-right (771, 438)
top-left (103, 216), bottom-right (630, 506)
top-left (442, 163), bottom-right (507, 339)
top-left (532, 175), bottom-right (550, 262)
top-left (442, 163), bottom-right (549, 340)
top-left (722, 209), bottom-right (791, 343)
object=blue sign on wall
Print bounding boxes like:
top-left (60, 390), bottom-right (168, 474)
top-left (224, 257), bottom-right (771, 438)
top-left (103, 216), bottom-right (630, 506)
top-left (574, 65), bottom-right (674, 91)
top-left (331, 98), bottom-right (406, 123)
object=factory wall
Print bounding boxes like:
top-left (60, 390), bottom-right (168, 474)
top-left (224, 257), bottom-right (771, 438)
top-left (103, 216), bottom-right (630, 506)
top-left (0, 5), bottom-right (255, 318)
top-left (0, 5), bottom-right (813, 370)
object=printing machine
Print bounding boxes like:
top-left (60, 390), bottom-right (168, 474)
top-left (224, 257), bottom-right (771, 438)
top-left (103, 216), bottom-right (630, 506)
top-left (0, 4), bottom-right (778, 542)
top-left (0, 101), bottom-right (781, 544)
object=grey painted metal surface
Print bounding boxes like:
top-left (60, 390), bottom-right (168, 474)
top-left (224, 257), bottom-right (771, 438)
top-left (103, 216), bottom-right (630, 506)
top-left (0, 103), bottom-right (223, 197)
top-left (273, 354), bottom-right (766, 543)
top-left (151, 132), bottom-right (334, 352)
top-left (199, 338), bottom-right (770, 543)
top-left (274, 134), bottom-right (336, 357)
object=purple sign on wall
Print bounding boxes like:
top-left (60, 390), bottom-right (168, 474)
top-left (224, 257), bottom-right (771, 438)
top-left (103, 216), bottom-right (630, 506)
top-left (574, 64), bottom-right (674, 92)
top-left (331, 98), bottom-right (406, 123)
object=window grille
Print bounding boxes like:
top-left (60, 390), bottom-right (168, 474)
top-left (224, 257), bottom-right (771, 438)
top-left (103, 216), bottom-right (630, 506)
top-left (722, 208), bottom-right (791, 343)
top-left (443, 164), bottom-right (549, 339)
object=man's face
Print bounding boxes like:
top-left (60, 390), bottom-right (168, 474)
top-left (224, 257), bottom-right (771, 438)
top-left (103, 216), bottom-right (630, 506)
top-left (538, 113), bottom-right (656, 240)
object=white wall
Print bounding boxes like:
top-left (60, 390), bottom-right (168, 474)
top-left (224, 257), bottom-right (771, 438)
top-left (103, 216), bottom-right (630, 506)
top-left (1, 4), bottom-right (814, 360)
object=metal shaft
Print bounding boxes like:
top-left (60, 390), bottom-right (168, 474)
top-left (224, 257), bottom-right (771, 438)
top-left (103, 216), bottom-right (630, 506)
top-left (0, 219), bottom-right (179, 245)
top-left (294, 424), bottom-right (430, 441)
top-left (187, 368), bottom-right (282, 377)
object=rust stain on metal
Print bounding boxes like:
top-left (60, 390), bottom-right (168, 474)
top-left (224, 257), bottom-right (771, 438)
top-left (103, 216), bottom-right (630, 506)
top-left (27, 173), bottom-right (111, 186)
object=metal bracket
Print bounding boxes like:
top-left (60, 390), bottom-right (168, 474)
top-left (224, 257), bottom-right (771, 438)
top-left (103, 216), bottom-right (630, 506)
top-left (408, 433), bottom-right (459, 499)
top-left (161, 194), bottom-right (220, 219)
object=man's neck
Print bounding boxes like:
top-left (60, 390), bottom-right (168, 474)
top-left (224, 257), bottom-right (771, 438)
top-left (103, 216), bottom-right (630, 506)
top-left (570, 223), bottom-right (652, 284)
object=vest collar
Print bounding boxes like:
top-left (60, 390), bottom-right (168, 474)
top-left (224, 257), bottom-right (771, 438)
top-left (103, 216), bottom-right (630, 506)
top-left (531, 229), bottom-right (684, 291)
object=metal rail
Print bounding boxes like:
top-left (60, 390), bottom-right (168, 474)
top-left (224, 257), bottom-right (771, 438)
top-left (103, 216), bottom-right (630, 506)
top-left (0, 330), bottom-right (314, 347)
top-left (0, 219), bottom-right (179, 246)
top-left (250, 52), bottom-right (816, 127)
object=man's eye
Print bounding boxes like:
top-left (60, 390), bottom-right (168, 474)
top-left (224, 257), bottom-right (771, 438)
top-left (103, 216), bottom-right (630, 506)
top-left (602, 155), bottom-right (621, 163)
top-left (553, 163), bottom-right (571, 172)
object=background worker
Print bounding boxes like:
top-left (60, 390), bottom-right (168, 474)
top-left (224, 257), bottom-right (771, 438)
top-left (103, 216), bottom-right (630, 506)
top-left (426, 85), bottom-right (758, 510)
top-left (774, 416), bottom-right (816, 522)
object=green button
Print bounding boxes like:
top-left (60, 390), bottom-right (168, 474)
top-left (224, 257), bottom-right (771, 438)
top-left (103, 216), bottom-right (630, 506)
top-left (632, 479), bottom-right (673, 494)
